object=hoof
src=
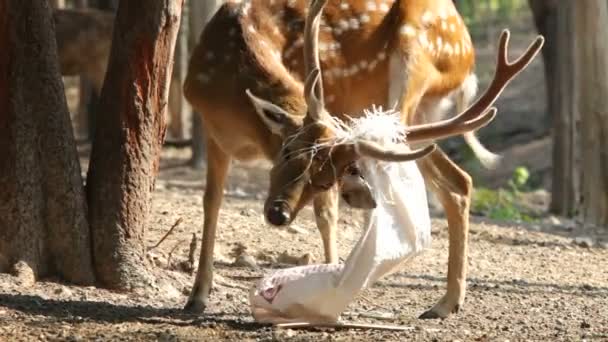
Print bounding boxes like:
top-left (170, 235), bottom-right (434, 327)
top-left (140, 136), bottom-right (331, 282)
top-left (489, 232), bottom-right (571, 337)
top-left (419, 309), bottom-right (443, 319)
top-left (184, 298), bottom-right (207, 314)
top-left (419, 303), bottom-right (461, 320)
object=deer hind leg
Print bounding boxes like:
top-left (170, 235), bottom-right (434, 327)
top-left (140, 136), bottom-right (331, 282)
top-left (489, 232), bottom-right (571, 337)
top-left (184, 136), bottom-right (231, 313)
top-left (313, 186), bottom-right (339, 263)
top-left (416, 148), bottom-right (472, 319)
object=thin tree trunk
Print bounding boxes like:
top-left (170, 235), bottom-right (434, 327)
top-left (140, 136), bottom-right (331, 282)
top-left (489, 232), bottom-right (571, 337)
top-left (573, 1), bottom-right (608, 228)
top-left (529, 1), bottom-right (580, 216)
top-left (0, 0), bottom-right (94, 285)
top-left (86, 0), bottom-right (184, 289)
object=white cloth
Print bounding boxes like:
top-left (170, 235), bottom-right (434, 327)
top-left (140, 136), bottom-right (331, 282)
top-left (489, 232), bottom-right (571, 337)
top-left (249, 110), bottom-right (432, 324)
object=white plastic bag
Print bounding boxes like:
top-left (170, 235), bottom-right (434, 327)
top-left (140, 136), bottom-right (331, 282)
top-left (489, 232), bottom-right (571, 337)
top-left (249, 110), bottom-right (432, 324)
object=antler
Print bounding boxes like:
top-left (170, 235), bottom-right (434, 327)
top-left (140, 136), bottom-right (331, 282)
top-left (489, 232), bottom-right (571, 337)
top-left (355, 142), bottom-right (438, 162)
top-left (404, 30), bottom-right (545, 143)
top-left (303, 0), bottom-right (328, 121)
top-left (353, 107), bottom-right (497, 162)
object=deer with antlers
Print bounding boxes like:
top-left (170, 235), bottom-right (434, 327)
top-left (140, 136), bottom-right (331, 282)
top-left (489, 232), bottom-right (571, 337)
top-left (183, 0), bottom-right (543, 318)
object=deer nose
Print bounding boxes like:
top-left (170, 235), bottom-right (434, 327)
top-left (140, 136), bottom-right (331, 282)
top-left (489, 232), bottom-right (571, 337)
top-left (266, 202), bottom-right (290, 226)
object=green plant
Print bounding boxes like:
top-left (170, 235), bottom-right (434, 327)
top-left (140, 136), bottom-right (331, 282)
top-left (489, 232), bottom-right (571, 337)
top-left (472, 166), bottom-right (536, 223)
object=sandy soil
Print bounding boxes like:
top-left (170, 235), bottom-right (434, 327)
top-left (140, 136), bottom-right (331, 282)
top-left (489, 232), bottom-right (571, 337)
top-left (0, 146), bottom-right (606, 342)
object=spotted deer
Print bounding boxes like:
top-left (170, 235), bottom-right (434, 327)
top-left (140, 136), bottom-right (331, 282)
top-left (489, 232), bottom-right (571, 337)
top-left (53, 8), bottom-right (185, 138)
top-left (54, 8), bottom-right (114, 96)
top-left (183, 0), bottom-right (544, 317)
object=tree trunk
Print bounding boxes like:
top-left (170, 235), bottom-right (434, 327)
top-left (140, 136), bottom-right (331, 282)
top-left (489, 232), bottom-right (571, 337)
top-left (573, 1), bottom-right (608, 228)
top-left (188, 0), bottom-right (222, 169)
top-left (167, 2), bottom-right (191, 141)
top-left (0, 0), bottom-right (95, 285)
top-left (86, 0), bottom-right (184, 289)
top-left (529, 1), bottom-right (580, 216)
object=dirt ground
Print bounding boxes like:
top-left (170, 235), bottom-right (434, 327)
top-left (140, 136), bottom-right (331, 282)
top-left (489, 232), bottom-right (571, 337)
top-left (1, 146), bottom-right (607, 342)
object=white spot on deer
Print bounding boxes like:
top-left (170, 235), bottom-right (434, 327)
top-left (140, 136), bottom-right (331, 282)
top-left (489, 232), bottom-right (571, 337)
top-left (454, 42), bottom-right (461, 55)
top-left (366, 1), bottom-right (377, 11)
top-left (360, 14), bottom-right (371, 24)
top-left (462, 39), bottom-right (471, 53)
top-left (247, 25), bottom-right (256, 33)
top-left (329, 68), bottom-right (341, 78)
top-left (400, 24), bottom-right (416, 37)
top-left (340, 2), bottom-right (349, 10)
top-left (436, 36), bottom-right (443, 50)
top-left (418, 31), bottom-right (429, 47)
top-left (359, 59), bottom-right (368, 69)
top-left (441, 20), bottom-right (448, 31)
top-left (368, 59), bottom-right (378, 71)
top-left (421, 11), bottom-right (433, 24)
top-left (326, 94), bottom-right (336, 103)
top-left (339, 19), bottom-right (349, 30)
top-left (348, 65), bottom-right (360, 76)
top-left (444, 42), bottom-right (453, 56)
top-left (379, 3), bottom-right (389, 12)
top-left (378, 51), bottom-right (387, 61)
top-left (449, 23), bottom-right (457, 32)
top-left (349, 18), bottom-right (360, 30)
top-left (287, 0), bottom-right (296, 7)
top-left (334, 27), bottom-right (343, 35)
top-left (437, 9), bottom-right (448, 19)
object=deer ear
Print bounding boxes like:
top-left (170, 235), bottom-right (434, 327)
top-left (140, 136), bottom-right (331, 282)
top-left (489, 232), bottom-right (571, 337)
top-left (246, 89), bottom-right (302, 136)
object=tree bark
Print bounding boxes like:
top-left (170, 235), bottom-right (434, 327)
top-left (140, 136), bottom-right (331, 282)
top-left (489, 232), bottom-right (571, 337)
top-left (529, 1), bottom-right (580, 216)
top-left (0, 0), bottom-right (95, 285)
top-left (86, 0), bottom-right (183, 289)
top-left (573, 1), bottom-right (608, 228)
top-left (188, 0), bottom-right (222, 169)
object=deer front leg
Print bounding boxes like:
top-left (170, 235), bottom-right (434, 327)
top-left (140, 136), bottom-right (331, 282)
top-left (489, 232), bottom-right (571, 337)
top-left (416, 148), bottom-right (472, 319)
top-left (313, 186), bottom-right (339, 263)
top-left (184, 138), bottom-right (231, 313)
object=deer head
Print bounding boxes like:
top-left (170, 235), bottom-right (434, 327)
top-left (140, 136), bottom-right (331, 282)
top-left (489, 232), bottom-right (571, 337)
top-left (246, 0), bottom-right (543, 227)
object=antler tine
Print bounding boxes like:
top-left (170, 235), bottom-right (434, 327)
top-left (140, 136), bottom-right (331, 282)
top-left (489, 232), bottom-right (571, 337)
top-left (303, 0), bottom-right (328, 120)
top-left (449, 30), bottom-right (544, 124)
top-left (355, 142), bottom-right (437, 162)
top-left (404, 30), bottom-right (544, 143)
